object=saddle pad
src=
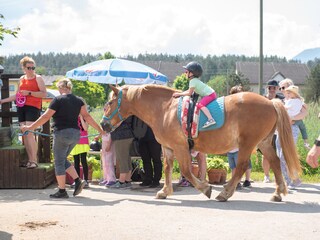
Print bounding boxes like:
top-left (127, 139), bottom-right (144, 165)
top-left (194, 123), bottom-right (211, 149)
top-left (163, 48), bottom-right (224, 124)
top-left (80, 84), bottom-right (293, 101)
top-left (177, 96), bottom-right (225, 138)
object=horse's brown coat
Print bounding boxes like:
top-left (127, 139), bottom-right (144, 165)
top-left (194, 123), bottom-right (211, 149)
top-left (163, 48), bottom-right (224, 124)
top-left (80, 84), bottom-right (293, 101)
top-left (102, 85), bottom-right (301, 202)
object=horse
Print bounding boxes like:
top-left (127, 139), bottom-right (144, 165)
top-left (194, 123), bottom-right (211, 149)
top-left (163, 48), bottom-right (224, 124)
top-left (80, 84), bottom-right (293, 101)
top-left (101, 84), bottom-right (301, 202)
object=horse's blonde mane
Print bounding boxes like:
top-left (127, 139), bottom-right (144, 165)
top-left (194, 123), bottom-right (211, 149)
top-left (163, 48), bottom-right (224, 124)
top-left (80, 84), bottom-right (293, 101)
top-left (124, 84), bottom-right (175, 101)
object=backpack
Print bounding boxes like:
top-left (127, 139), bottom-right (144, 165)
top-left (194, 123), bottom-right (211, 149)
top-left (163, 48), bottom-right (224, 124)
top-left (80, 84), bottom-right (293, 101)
top-left (131, 116), bottom-right (148, 139)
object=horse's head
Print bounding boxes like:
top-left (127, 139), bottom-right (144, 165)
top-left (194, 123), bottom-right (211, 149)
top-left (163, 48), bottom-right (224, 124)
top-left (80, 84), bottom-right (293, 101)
top-left (100, 85), bottom-right (128, 132)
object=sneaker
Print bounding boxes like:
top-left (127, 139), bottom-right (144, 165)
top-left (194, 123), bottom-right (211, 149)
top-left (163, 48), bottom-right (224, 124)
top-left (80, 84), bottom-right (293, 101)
top-left (50, 190), bottom-right (69, 199)
top-left (242, 180), bottom-right (251, 188)
top-left (291, 178), bottom-right (302, 188)
top-left (70, 182), bottom-right (75, 188)
top-left (105, 181), bottom-right (117, 187)
top-left (263, 176), bottom-right (271, 183)
top-left (139, 181), bottom-right (152, 187)
top-left (84, 180), bottom-right (89, 189)
top-left (125, 181), bottom-right (132, 188)
top-left (236, 182), bottom-right (242, 190)
top-left (202, 119), bottom-right (216, 128)
top-left (99, 180), bottom-right (108, 186)
top-left (149, 182), bottom-right (160, 188)
top-left (73, 179), bottom-right (86, 196)
top-left (178, 179), bottom-right (190, 187)
top-left (288, 183), bottom-right (297, 190)
top-left (108, 181), bottom-right (127, 189)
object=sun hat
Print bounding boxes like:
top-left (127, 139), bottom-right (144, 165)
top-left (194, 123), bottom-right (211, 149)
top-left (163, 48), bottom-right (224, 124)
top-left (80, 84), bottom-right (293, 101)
top-left (285, 85), bottom-right (301, 98)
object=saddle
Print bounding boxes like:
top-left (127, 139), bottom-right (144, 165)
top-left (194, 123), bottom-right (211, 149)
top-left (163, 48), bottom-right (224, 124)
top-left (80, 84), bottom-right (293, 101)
top-left (177, 95), bottom-right (225, 139)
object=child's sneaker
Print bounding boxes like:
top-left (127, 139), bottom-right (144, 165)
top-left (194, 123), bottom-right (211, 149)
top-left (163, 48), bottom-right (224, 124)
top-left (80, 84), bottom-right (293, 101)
top-left (202, 119), bottom-right (216, 128)
top-left (178, 179), bottom-right (190, 187)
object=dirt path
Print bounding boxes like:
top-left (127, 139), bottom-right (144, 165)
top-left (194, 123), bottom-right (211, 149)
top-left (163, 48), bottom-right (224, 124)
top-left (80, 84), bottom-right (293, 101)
top-left (1, 182), bottom-right (319, 240)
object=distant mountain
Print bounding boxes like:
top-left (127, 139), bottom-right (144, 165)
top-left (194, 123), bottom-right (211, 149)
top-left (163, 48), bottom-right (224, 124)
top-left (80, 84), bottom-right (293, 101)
top-left (292, 47), bottom-right (320, 63)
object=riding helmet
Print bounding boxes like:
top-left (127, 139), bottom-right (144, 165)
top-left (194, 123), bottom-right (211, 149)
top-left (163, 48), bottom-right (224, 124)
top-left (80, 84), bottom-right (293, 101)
top-left (183, 61), bottom-right (203, 78)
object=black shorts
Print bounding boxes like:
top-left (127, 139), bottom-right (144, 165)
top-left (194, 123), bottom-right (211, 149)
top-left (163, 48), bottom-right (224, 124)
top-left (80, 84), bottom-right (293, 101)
top-left (17, 105), bottom-right (41, 123)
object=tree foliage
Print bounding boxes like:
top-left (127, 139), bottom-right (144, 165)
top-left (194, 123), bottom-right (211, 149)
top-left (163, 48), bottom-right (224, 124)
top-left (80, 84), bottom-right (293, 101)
top-left (52, 79), bottom-right (106, 108)
top-left (0, 14), bottom-right (20, 46)
top-left (173, 74), bottom-right (188, 90)
top-left (304, 63), bottom-right (320, 103)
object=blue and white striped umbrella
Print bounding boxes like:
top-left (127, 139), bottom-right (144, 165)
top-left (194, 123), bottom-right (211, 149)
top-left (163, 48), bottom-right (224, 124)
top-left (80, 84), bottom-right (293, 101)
top-left (66, 58), bottom-right (168, 85)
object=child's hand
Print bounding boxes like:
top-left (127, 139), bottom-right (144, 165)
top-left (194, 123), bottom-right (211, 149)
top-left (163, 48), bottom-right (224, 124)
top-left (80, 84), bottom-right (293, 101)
top-left (172, 92), bottom-right (180, 98)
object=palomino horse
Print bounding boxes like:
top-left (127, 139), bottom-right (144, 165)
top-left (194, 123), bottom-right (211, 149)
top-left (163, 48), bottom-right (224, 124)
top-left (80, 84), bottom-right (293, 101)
top-left (101, 85), bottom-right (301, 202)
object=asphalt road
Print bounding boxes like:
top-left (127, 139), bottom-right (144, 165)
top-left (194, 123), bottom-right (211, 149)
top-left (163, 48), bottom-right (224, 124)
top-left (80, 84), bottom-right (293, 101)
top-left (0, 181), bottom-right (319, 240)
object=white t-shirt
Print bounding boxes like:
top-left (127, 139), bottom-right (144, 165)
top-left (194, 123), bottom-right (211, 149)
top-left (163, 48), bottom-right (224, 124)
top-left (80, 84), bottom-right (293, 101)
top-left (285, 98), bottom-right (303, 118)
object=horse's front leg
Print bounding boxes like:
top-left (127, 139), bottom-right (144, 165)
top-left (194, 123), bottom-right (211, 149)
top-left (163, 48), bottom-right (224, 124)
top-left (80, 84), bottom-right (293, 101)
top-left (156, 147), bottom-right (174, 199)
top-left (216, 148), bottom-right (251, 202)
top-left (176, 150), bottom-right (212, 199)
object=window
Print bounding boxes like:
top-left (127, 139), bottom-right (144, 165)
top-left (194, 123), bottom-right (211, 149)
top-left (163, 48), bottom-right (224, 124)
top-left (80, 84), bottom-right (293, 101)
top-left (9, 85), bottom-right (15, 91)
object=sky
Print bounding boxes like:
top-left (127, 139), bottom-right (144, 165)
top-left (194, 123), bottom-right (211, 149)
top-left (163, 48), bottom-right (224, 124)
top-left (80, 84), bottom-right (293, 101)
top-left (1, 0), bottom-right (320, 59)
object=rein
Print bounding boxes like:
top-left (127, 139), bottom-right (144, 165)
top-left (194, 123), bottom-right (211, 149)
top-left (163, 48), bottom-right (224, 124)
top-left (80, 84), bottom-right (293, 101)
top-left (102, 89), bottom-right (124, 129)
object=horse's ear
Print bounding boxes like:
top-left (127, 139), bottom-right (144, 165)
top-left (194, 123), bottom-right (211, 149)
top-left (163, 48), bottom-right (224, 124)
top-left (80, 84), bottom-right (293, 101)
top-left (109, 84), bottom-right (119, 96)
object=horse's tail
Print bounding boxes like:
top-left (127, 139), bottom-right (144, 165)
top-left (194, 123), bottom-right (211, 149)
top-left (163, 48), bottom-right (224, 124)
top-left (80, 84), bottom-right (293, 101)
top-left (272, 99), bottom-right (302, 178)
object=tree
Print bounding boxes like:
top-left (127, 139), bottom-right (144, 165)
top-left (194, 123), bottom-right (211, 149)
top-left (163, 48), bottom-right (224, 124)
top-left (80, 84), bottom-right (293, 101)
top-left (304, 63), bottom-right (320, 103)
top-left (173, 74), bottom-right (188, 90)
top-left (52, 78), bottom-right (106, 108)
top-left (0, 14), bottom-right (20, 46)
top-left (207, 75), bottom-right (227, 96)
top-left (98, 51), bottom-right (115, 60)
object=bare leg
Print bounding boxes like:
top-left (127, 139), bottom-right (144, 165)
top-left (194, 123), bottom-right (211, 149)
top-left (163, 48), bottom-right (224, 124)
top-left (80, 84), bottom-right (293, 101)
top-left (21, 121), bottom-right (38, 163)
top-left (262, 156), bottom-right (271, 181)
top-left (200, 107), bottom-right (214, 121)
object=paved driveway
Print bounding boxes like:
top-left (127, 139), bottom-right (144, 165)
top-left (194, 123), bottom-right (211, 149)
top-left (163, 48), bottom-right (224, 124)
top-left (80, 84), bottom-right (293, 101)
top-left (0, 182), bottom-right (319, 240)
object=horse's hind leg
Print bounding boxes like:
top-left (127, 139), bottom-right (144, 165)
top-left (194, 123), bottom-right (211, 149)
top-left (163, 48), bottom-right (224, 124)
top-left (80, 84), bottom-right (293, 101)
top-left (156, 147), bottom-right (174, 199)
top-left (258, 139), bottom-right (287, 202)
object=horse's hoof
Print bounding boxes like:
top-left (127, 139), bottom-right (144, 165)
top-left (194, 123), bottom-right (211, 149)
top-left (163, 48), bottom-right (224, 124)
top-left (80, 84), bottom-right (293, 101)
top-left (156, 191), bottom-right (167, 199)
top-left (270, 194), bottom-right (282, 202)
top-left (215, 194), bottom-right (228, 202)
top-left (204, 185), bottom-right (212, 199)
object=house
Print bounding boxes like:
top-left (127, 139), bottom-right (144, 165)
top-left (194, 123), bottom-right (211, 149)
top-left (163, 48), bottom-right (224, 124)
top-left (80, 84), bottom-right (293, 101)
top-left (236, 62), bottom-right (310, 93)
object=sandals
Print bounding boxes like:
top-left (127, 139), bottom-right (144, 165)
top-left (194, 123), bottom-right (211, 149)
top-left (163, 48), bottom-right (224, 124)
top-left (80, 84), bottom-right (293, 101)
top-left (27, 161), bottom-right (38, 169)
top-left (20, 161), bottom-right (31, 168)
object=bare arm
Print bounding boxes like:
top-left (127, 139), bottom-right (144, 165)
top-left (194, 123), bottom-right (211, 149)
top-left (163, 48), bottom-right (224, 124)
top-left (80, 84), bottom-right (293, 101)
top-left (79, 114), bottom-right (89, 131)
top-left (306, 144), bottom-right (320, 169)
top-left (20, 108), bottom-right (55, 133)
top-left (172, 87), bottom-right (194, 98)
top-left (80, 105), bottom-right (105, 135)
top-left (292, 104), bottom-right (308, 121)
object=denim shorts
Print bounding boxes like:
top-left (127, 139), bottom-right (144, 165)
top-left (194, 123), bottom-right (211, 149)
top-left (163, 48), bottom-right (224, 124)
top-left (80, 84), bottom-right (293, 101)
top-left (53, 128), bottom-right (80, 175)
top-left (227, 151), bottom-right (238, 169)
top-left (227, 151), bottom-right (252, 170)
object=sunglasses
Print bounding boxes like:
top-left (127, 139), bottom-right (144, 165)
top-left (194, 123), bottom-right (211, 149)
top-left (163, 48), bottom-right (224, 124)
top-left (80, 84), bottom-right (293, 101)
top-left (279, 87), bottom-right (286, 91)
top-left (26, 66), bottom-right (36, 70)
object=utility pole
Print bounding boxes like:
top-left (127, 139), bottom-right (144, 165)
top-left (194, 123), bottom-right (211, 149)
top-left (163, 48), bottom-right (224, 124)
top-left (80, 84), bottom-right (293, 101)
top-left (259, 0), bottom-right (264, 95)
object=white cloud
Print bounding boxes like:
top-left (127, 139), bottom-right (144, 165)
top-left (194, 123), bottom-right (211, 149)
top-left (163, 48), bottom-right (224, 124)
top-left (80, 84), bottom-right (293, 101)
top-left (1, 0), bottom-right (319, 59)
